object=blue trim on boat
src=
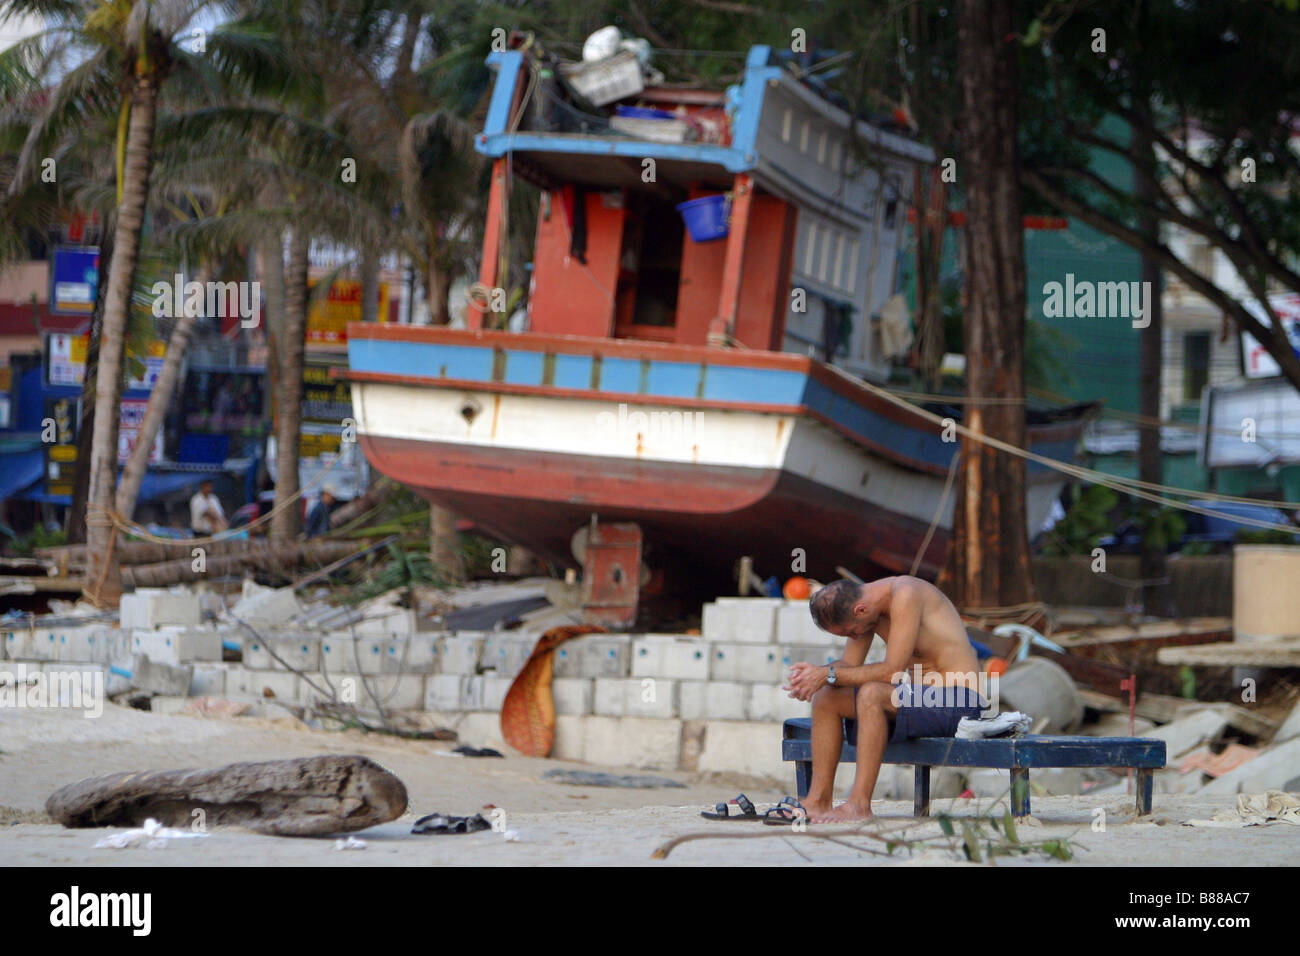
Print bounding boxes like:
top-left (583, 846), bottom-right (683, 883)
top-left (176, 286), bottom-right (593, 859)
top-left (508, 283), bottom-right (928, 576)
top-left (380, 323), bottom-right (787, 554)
top-left (482, 50), bottom-right (525, 138)
top-left (553, 353), bottom-right (591, 389)
top-left (346, 338), bottom-right (1080, 473)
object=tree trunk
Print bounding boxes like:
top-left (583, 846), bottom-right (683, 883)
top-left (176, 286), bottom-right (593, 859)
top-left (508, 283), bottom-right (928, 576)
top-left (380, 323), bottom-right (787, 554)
top-left (84, 77), bottom-right (158, 608)
top-left (1133, 97), bottom-right (1172, 617)
top-left (426, 248), bottom-right (451, 325)
top-left (429, 504), bottom-right (464, 584)
top-left (271, 227), bottom-right (309, 542)
top-left (115, 264), bottom-right (209, 521)
top-left (942, 0), bottom-right (1037, 614)
top-left (360, 245), bottom-right (380, 324)
top-left (66, 216), bottom-right (114, 544)
top-left (424, 245), bottom-right (462, 581)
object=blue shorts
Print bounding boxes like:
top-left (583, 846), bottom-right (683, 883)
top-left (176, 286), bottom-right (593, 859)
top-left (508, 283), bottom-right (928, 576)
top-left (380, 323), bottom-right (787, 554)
top-left (889, 682), bottom-right (987, 743)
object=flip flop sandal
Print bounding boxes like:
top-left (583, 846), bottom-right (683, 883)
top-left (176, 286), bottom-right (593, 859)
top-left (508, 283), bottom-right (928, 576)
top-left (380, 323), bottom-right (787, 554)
top-left (411, 812), bottom-right (493, 834)
top-left (700, 793), bottom-right (761, 821)
top-left (762, 797), bottom-right (808, 826)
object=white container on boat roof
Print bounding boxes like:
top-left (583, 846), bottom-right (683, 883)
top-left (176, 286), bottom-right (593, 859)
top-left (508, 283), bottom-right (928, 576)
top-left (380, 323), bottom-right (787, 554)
top-left (561, 51), bottom-right (644, 106)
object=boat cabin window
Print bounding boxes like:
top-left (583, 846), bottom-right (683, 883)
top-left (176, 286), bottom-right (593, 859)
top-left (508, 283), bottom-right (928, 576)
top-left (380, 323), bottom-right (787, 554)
top-left (614, 193), bottom-right (684, 342)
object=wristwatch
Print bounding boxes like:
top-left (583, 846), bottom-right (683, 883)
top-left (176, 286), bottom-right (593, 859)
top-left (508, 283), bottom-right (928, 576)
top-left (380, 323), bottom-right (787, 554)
top-left (826, 664), bottom-right (837, 686)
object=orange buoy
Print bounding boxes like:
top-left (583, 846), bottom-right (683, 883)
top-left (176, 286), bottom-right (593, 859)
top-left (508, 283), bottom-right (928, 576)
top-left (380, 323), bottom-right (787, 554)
top-left (986, 657), bottom-right (1008, 677)
top-left (783, 576), bottom-right (812, 600)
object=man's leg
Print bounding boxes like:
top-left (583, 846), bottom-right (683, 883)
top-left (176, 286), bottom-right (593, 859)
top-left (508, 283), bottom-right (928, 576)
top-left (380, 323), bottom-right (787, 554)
top-left (803, 685), bottom-right (857, 816)
top-left (813, 681), bottom-right (897, 822)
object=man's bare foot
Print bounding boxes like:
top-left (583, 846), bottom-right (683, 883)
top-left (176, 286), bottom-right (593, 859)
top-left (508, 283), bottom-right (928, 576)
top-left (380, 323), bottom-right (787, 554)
top-left (810, 801), bottom-right (875, 823)
top-left (798, 799), bottom-right (832, 820)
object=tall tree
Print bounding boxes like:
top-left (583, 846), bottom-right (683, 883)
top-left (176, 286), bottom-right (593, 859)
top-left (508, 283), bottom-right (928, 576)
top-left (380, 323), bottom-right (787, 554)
top-left (942, 0), bottom-right (1037, 613)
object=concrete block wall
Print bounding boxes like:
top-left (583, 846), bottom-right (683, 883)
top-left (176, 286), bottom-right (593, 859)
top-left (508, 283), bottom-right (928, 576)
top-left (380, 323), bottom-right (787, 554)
top-left (19, 597), bottom-right (861, 782)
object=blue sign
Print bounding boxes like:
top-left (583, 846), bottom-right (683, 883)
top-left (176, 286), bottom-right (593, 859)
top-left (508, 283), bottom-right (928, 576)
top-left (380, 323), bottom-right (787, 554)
top-left (49, 246), bottom-right (100, 315)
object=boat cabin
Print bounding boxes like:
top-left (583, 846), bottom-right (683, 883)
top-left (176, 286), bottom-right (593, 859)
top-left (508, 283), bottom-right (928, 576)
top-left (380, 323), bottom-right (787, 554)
top-left (472, 43), bottom-right (934, 383)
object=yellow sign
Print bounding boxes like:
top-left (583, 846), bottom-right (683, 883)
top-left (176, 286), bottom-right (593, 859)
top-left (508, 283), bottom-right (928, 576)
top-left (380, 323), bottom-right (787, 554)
top-left (306, 280), bottom-right (390, 344)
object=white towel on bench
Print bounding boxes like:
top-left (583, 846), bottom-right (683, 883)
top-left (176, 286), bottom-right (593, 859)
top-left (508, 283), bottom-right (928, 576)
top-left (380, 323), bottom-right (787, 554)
top-left (955, 711), bottom-right (1033, 739)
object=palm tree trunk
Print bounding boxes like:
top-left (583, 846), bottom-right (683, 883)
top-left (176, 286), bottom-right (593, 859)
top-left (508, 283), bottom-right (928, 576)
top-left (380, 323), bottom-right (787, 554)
top-left (270, 227), bottom-right (309, 541)
top-left (360, 245), bottom-right (380, 324)
top-left (115, 264), bottom-right (210, 520)
top-left (426, 248), bottom-right (451, 325)
top-left (84, 76), bottom-right (158, 607)
top-left (423, 244), bottom-right (462, 581)
top-left (67, 216), bottom-right (114, 544)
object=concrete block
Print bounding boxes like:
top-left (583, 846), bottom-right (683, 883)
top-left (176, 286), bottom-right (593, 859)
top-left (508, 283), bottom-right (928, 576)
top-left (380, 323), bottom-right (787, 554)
top-left (130, 653), bottom-right (193, 696)
top-left (552, 678), bottom-right (593, 716)
top-left (701, 598), bottom-right (780, 643)
top-left (552, 714), bottom-right (586, 761)
top-left (424, 674), bottom-right (466, 712)
top-left (1199, 737), bottom-right (1300, 795)
top-left (630, 635), bottom-right (709, 681)
top-left (380, 635), bottom-right (438, 674)
top-left (679, 681), bottom-right (747, 721)
top-left (453, 674), bottom-right (513, 712)
top-left (189, 663), bottom-right (228, 697)
top-left (696, 720), bottom-right (786, 779)
top-left (593, 678), bottom-right (678, 718)
top-left (130, 627), bottom-right (222, 666)
top-left (243, 634), bottom-right (320, 672)
top-left (320, 635), bottom-right (387, 674)
top-left (775, 601), bottom-right (837, 645)
top-left (746, 683), bottom-right (810, 723)
top-left (553, 634), bottom-right (631, 679)
top-left (13, 629), bottom-right (58, 661)
top-left (437, 634), bottom-right (485, 675)
top-left (229, 586), bottom-right (301, 628)
top-left (355, 674), bottom-right (426, 711)
top-left (580, 716), bottom-right (681, 770)
top-left (1148, 709), bottom-right (1229, 764)
top-left (780, 644), bottom-right (840, 669)
top-left (481, 633), bottom-right (538, 679)
top-left (708, 643), bottom-right (784, 683)
top-left (120, 588), bottom-right (201, 630)
top-left (244, 669), bottom-right (299, 702)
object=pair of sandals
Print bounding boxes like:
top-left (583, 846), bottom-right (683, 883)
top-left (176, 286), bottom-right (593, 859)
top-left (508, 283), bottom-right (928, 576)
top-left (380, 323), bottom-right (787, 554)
top-left (700, 793), bottom-right (807, 826)
top-left (411, 812), bottom-right (492, 834)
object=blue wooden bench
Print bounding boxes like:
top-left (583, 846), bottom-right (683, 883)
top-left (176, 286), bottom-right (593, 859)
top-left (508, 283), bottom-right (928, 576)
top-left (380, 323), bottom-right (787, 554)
top-left (781, 717), bottom-right (1166, 819)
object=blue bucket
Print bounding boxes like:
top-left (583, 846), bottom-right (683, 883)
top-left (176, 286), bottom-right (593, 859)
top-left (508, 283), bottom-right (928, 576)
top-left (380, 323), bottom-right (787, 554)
top-left (676, 194), bottom-right (730, 243)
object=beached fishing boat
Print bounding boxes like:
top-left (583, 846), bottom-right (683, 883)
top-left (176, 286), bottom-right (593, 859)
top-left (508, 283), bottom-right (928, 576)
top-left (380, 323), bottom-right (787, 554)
top-left (341, 41), bottom-right (1092, 619)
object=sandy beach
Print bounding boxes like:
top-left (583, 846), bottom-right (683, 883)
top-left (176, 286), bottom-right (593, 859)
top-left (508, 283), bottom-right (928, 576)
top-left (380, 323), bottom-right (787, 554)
top-left (2, 703), bottom-right (1296, 866)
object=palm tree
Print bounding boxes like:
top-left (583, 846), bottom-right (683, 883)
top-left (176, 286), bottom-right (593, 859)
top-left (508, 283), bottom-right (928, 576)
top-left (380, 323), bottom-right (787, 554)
top-left (2, 0), bottom-right (295, 604)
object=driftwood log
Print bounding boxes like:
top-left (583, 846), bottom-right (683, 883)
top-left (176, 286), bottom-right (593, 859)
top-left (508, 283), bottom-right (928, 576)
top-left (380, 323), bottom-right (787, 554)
top-left (39, 539), bottom-right (368, 569)
top-left (45, 755), bottom-right (408, 836)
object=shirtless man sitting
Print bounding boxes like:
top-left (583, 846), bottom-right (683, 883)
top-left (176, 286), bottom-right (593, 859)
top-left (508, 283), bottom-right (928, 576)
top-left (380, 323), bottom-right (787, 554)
top-left (783, 576), bottom-right (986, 823)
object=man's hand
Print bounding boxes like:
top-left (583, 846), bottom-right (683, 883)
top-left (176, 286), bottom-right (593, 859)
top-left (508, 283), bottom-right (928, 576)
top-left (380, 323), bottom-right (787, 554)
top-left (784, 662), bottom-right (829, 702)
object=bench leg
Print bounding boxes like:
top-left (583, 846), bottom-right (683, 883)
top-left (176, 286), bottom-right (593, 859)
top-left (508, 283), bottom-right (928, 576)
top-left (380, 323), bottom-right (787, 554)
top-left (795, 760), bottom-right (811, 800)
top-left (913, 765), bottom-right (931, 817)
top-left (1135, 768), bottom-right (1154, 817)
top-left (1010, 768), bottom-right (1031, 819)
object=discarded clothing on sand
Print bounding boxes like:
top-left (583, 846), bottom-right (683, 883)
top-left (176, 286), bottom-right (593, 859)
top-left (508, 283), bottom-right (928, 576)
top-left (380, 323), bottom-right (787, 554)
top-left (94, 817), bottom-right (210, 850)
top-left (1185, 791), bottom-right (1300, 828)
top-left (542, 769), bottom-right (685, 789)
top-left (955, 711), bottom-right (1033, 739)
